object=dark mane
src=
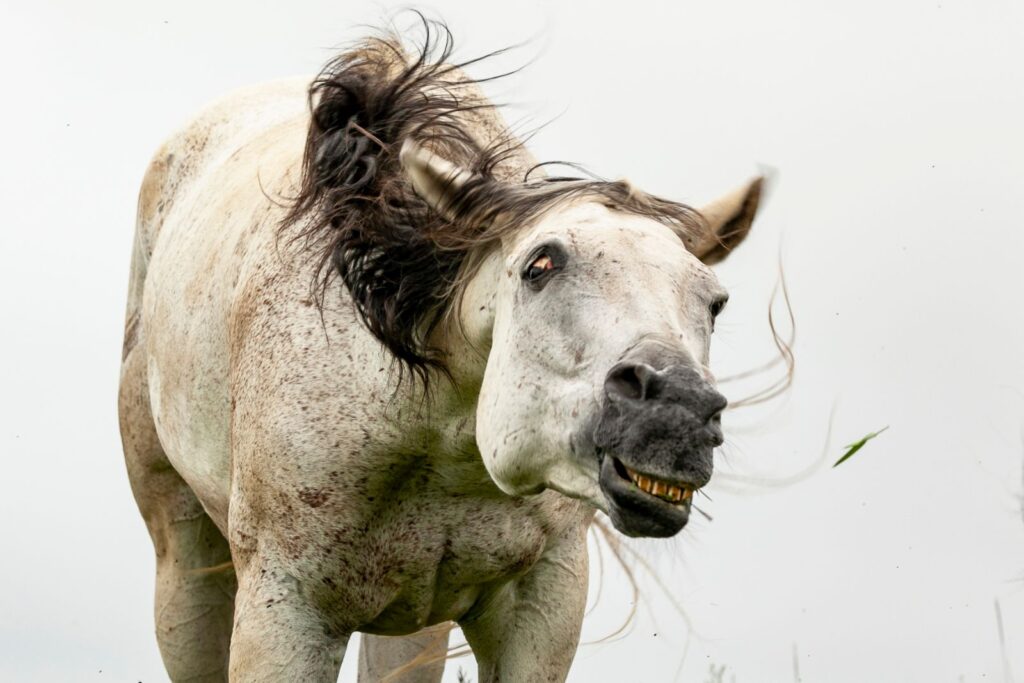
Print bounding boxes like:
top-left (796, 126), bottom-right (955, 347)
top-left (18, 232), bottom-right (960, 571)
top-left (280, 16), bottom-right (705, 387)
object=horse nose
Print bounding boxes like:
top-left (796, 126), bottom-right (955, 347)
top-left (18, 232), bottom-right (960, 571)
top-left (605, 361), bottom-right (728, 424)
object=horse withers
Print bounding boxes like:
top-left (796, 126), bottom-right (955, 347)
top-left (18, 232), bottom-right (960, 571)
top-left (118, 23), bottom-right (763, 683)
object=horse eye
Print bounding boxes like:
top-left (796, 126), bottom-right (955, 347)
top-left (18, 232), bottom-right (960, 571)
top-left (524, 253), bottom-right (555, 282)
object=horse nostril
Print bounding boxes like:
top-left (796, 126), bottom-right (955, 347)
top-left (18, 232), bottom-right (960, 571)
top-left (705, 392), bottom-right (728, 424)
top-left (605, 362), bottom-right (656, 401)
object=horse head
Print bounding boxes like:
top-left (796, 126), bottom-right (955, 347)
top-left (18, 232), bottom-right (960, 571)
top-left (402, 141), bottom-right (763, 537)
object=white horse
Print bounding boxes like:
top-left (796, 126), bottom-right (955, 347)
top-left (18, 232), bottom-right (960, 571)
top-left (118, 21), bottom-right (763, 683)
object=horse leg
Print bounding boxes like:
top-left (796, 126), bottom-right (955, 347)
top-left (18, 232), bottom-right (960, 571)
top-left (119, 346), bottom-right (236, 682)
top-left (227, 550), bottom-right (349, 682)
top-left (458, 524), bottom-right (589, 683)
top-left (358, 625), bottom-right (452, 682)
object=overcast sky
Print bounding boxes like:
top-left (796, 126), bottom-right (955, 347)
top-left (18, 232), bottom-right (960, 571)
top-left (2, 1), bottom-right (1023, 681)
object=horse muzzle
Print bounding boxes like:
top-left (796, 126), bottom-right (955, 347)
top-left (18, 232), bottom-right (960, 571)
top-left (591, 353), bottom-right (726, 538)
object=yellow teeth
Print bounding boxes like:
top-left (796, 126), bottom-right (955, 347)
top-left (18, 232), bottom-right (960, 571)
top-left (625, 467), bottom-right (694, 504)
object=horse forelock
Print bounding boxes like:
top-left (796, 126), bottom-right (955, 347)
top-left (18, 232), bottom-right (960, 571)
top-left (279, 13), bottom-right (706, 389)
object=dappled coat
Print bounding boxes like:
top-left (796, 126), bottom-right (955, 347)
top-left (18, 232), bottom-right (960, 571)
top-left (119, 20), bottom-right (763, 683)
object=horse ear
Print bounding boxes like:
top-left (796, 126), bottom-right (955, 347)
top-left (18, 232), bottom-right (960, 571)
top-left (690, 177), bottom-right (764, 265)
top-left (400, 139), bottom-right (476, 221)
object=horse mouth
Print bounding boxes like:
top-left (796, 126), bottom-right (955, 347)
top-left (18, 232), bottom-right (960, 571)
top-left (598, 454), bottom-right (699, 538)
top-left (622, 463), bottom-right (695, 504)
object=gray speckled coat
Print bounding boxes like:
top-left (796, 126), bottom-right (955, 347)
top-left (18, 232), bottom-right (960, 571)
top-left (118, 55), bottom-right (762, 682)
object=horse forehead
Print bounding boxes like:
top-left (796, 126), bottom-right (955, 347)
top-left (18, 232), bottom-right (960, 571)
top-left (511, 200), bottom-right (686, 260)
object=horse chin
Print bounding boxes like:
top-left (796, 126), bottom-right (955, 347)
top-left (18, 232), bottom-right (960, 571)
top-left (597, 454), bottom-right (697, 538)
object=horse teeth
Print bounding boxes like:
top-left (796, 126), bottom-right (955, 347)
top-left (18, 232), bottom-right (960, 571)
top-left (625, 468), bottom-right (693, 503)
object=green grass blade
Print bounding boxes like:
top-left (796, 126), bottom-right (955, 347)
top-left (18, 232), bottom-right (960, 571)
top-left (832, 426), bottom-right (889, 468)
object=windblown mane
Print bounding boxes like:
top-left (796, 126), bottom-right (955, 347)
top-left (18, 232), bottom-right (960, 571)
top-left (281, 16), bottom-right (705, 386)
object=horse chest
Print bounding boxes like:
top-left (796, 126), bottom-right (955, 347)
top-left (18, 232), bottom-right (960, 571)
top-left (315, 488), bottom-right (581, 633)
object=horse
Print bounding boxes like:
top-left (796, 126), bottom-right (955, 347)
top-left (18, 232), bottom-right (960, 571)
top-left (118, 20), bottom-right (764, 683)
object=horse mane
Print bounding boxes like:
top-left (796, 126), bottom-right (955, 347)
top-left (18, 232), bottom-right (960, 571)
top-left (280, 15), bottom-right (706, 387)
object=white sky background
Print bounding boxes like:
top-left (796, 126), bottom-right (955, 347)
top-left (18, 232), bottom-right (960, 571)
top-left (1, 1), bottom-right (1023, 681)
